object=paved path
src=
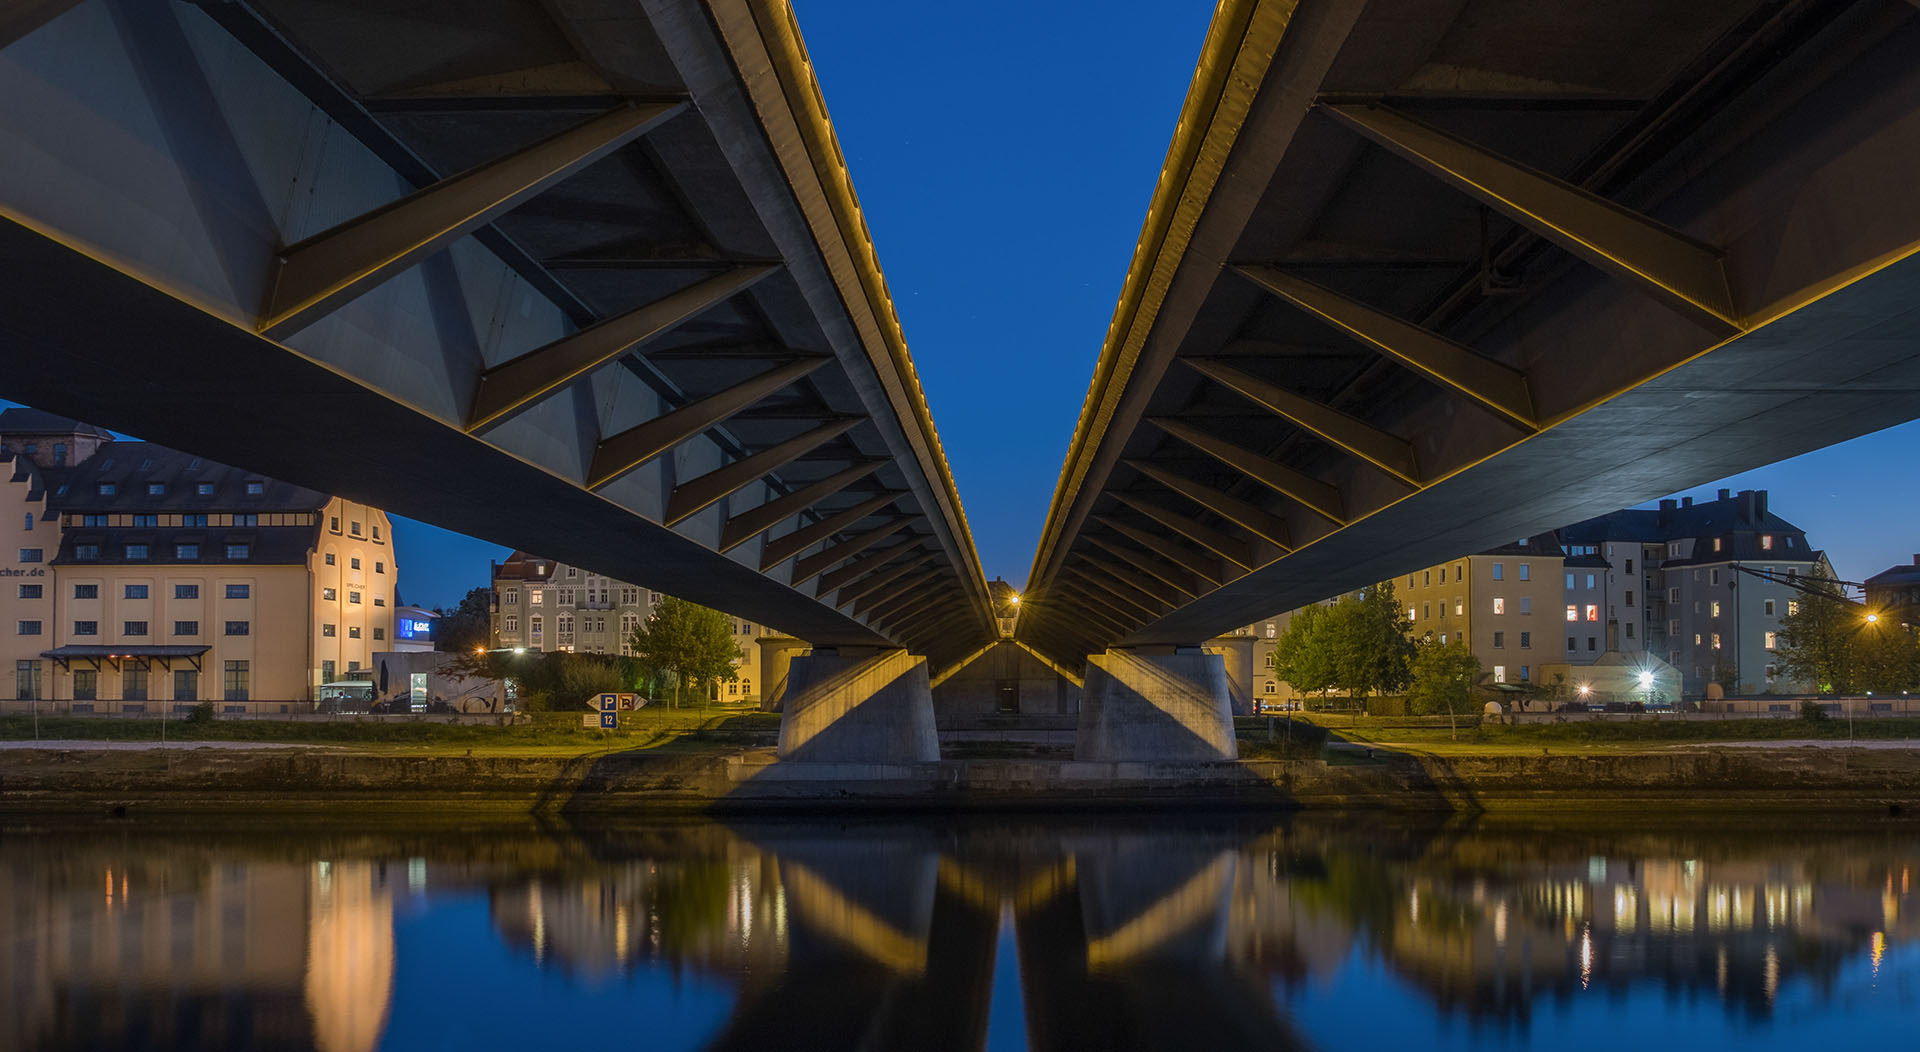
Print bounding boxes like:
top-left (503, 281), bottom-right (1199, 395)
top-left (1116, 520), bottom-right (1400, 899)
top-left (1694, 739), bottom-right (1920, 750)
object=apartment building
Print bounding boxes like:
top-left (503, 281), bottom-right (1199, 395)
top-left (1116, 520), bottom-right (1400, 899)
top-left (1399, 534), bottom-right (1568, 687)
top-left (1, 409), bottom-right (395, 711)
top-left (490, 552), bottom-right (769, 702)
top-left (1560, 489), bottom-right (1826, 695)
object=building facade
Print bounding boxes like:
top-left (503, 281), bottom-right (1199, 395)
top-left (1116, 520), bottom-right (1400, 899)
top-left (490, 552), bottom-right (769, 703)
top-left (1865, 555), bottom-right (1920, 632)
top-left (1, 409), bottom-right (395, 710)
top-left (1400, 534), bottom-right (1569, 687)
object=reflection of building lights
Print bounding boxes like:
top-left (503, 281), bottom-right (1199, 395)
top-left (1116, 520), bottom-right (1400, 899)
top-left (1717, 946), bottom-right (1729, 995)
top-left (1579, 925), bottom-right (1594, 989)
top-left (1872, 931), bottom-right (1887, 977)
top-left (1493, 902), bottom-right (1508, 946)
top-left (1409, 887), bottom-right (1421, 925)
top-left (1764, 943), bottom-right (1780, 1003)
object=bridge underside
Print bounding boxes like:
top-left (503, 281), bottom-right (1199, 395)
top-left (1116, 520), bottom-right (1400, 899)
top-left (1022, 0), bottom-right (1920, 662)
top-left (0, 0), bottom-right (992, 660)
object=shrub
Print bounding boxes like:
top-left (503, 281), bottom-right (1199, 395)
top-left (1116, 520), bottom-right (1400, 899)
top-left (1800, 700), bottom-right (1830, 722)
top-left (186, 701), bottom-right (215, 725)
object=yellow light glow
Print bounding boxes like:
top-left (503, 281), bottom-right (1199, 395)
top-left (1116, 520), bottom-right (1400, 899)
top-left (1866, 613), bottom-right (1880, 623)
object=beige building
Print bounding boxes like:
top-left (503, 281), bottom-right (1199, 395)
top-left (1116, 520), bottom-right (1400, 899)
top-left (491, 552), bottom-right (772, 703)
top-left (1, 409), bottom-right (394, 712)
top-left (1399, 534), bottom-right (1571, 688)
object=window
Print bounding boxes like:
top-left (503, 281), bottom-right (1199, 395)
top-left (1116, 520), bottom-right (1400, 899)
top-left (225, 544), bottom-right (249, 559)
top-left (1424, 570), bottom-right (1431, 586)
top-left (349, 627), bottom-right (361, 639)
top-left (75, 544), bottom-right (98, 560)
top-left (182, 514), bottom-right (207, 527)
top-left (1626, 590), bottom-right (1635, 607)
top-left (1669, 619), bottom-right (1680, 636)
top-left (193, 482), bottom-right (213, 496)
top-left (18, 547), bottom-right (41, 563)
top-left (1454, 598), bottom-right (1463, 616)
top-left (1518, 563), bottom-right (1530, 581)
top-left (17, 584), bottom-right (40, 599)
top-left (1710, 569), bottom-right (1721, 586)
top-left (224, 621), bottom-right (249, 636)
top-left (1712, 537), bottom-right (1723, 552)
top-left (321, 660), bottom-right (336, 684)
top-left (173, 669), bottom-right (197, 701)
top-left (17, 620), bottom-right (41, 635)
top-left (504, 591), bottom-right (519, 605)
top-left (1711, 601), bottom-right (1722, 618)
top-left (50, 443), bottom-right (63, 464)
top-left (73, 620), bottom-right (98, 635)
top-left (96, 483), bottom-right (114, 496)
top-left (351, 557), bottom-right (361, 570)
top-left (1492, 597), bottom-right (1505, 614)
top-left (1424, 602), bottom-right (1432, 621)
top-left (1625, 623), bottom-right (1634, 639)
top-left (1407, 607), bottom-right (1417, 622)
top-left (1438, 567), bottom-right (1447, 584)
top-left (124, 544), bottom-right (148, 560)
top-left (567, 567), bottom-right (578, 578)
top-left (504, 615), bottom-right (519, 633)
top-left (224, 661), bottom-right (249, 701)
top-left (1765, 631), bottom-right (1778, 650)
top-left (349, 591), bottom-right (362, 604)
top-left (1566, 605), bottom-right (1578, 622)
top-left (1585, 605), bottom-right (1599, 622)
top-left (322, 588), bottom-right (336, 601)
top-left (1711, 633), bottom-right (1722, 650)
top-left (350, 521), bottom-right (362, 537)
top-left (1695, 633), bottom-right (1704, 646)
top-left (1519, 597), bottom-right (1532, 615)
top-left (175, 544), bottom-right (198, 560)
top-left (1455, 563), bottom-right (1464, 579)
top-left (1788, 600), bottom-right (1799, 616)
top-left (15, 660), bottom-right (41, 700)
top-left (1567, 636), bottom-right (1576, 650)
top-left (225, 584), bottom-right (249, 599)
top-left (124, 584), bottom-right (148, 599)
top-left (1585, 574), bottom-right (1596, 589)
top-left (373, 525), bottom-right (381, 541)
top-left (1565, 572), bottom-right (1575, 590)
top-left (373, 627), bottom-right (385, 640)
top-left (1761, 534), bottom-right (1773, 550)
top-left (375, 562), bottom-right (384, 574)
top-left (373, 597), bottom-right (385, 607)
top-left (244, 481), bottom-right (264, 496)
top-left (173, 621), bottom-right (198, 636)
top-left (1764, 599), bottom-right (1776, 615)
top-left (1588, 637), bottom-right (1597, 651)
top-left (1492, 563), bottom-right (1504, 581)
top-left (330, 516), bottom-right (341, 533)
top-left (325, 552), bottom-right (336, 566)
top-left (174, 584), bottom-right (198, 599)
top-left (530, 617), bottom-right (543, 640)
top-left (1493, 631), bottom-right (1505, 648)
top-left (527, 589), bottom-right (541, 605)
top-left (1264, 682), bottom-right (1276, 695)
top-left (1493, 665), bottom-right (1506, 684)
top-left (1668, 587), bottom-right (1681, 603)
top-left (122, 665), bottom-right (147, 701)
top-left (73, 669), bottom-right (97, 701)
top-left (322, 624), bottom-right (336, 637)
top-left (74, 584), bottom-right (98, 599)
top-left (124, 621), bottom-right (148, 636)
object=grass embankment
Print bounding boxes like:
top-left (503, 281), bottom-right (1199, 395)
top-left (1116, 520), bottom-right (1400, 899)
top-left (1286, 713), bottom-right (1920, 753)
top-left (0, 707), bottom-right (781, 755)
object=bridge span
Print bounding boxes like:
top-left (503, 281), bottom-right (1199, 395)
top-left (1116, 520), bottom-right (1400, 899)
top-left (0, 0), bottom-right (994, 668)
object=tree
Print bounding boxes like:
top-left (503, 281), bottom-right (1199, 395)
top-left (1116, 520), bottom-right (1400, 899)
top-left (435, 586), bottom-right (493, 653)
top-left (1271, 604), bottom-right (1338, 699)
top-left (1775, 585), bottom-right (1867, 693)
top-left (628, 596), bottom-right (743, 708)
top-left (1340, 580), bottom-right (1414, 699)
top-left (1405, 637), bottom-right (1480, 738)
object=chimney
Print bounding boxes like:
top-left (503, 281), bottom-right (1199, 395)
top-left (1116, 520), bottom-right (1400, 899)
top-left (1755, 490), bottom-right (1767, 519)
top-left (1681, 496), bottom-right (1693, 508)
top-left (1742, 489), bottom-right (1757, 521)
top-left (1657, 498), bottom-right (1675, 527)
top-left (1717, 488), bottom-right (1731, 501)
top-left (1913, 554), bottom-right (1919, 566)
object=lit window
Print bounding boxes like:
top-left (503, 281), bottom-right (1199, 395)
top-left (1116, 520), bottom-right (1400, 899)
top-left (1585, 605), bottom-right (1599, 622)
top-left (1711, 632), bottom-right (1722, 649)
top-left (322, 587), bottom-right (336, 601)
top-left (1492, 597), bottom-right (1505, 614)
top-left (1764, 631), bottom-right (1778, 649)
top-left (530, 591), bottom-right (543, 606)
top-left (1712, 538), bottom-right (1722, 552)
top-left (1711, 601), bottom-right (1722, 617)
top-left (1788, 600), bottom-right (1799, 616)
top-left (323, 624), bottom-right (336, 637)
top-left (1407, 607), bottom-right (1417, 622)
top-left (1566, 605), bottom-right (1578, 622)
top-left (1493, 665), bottom-right (1506, 684)
top-left (1454, 598), bottom-right (1463, 616)
top-left (1761, 535), bottom-right (1773, 550)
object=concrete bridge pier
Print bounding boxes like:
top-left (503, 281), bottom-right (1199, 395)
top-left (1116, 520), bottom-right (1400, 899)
top-left (775, 648), bottom-right (941, 762)
top-left (1075, 648), bottom-right (1237, 762)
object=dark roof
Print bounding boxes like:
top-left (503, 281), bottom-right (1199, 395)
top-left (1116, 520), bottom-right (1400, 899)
top-left (40, 644), bottom-right (210, 659)
top-left (494, 552), bottom-right (557, 582)
top-left (49, 442), bottom-right (329, 513)
top-left (1559, 489), bottom-right (1813, 566)
top-left (1866, 558), bottom-right (1920, 588)
top-left (51, 527), bottom-right (317, 568)
top-left (1476, 533), bottom-right (1565, 557)
top-left (0, 407), bottom-right (113, 438)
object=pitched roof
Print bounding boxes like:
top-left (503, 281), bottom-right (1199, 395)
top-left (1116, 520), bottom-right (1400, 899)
top-left (0, 407), bottom-right (113, 438)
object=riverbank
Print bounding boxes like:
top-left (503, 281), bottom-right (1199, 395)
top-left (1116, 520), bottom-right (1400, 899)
top-left (4, 738), bottom-right (1918, 816)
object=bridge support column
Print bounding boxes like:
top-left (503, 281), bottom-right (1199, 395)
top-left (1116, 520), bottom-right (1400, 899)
top-left (1074, 648), bottom-right (1237, 762)
top-left (756, 635), bottom-right (812, 712)
top-left (776, 648), bottom-right (940, 762)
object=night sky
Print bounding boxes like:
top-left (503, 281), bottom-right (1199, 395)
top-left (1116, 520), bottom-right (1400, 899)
top-left (8, 2), bottom-right (1919, 610)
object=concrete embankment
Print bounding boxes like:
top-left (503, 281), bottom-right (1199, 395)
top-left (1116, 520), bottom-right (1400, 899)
top-left (2, 743), bottom-right (1918, 814)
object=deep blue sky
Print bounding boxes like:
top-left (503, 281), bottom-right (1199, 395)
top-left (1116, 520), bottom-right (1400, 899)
top-left (8, 1), bottom-right (1920, 608)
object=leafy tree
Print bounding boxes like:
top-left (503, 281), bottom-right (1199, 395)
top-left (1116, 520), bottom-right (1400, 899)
top-left (1271, 604), bottom-right (1338, 699)
top-left (1338, 580), bottom-right (1414, 699)
top-left (1406, 637), bottom-right (1480, 738)
top-left (629, 596), bottom-right (743, 708)
top-left (434, 586), bottom-right (494, 653)
top-left (1776, 585), bottom-right (1869, 693)
top-left (1854, 621), bottom-right (1920, 694)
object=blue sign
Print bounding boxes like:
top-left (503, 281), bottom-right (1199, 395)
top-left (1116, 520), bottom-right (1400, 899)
top-left (599, 711), bottom-right (617, 729)
top-left (598, 693), bottom-right (618, 712)
top-left (395, 618), bottom-right (434, 641)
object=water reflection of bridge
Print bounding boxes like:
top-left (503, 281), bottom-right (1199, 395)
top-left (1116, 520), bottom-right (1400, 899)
top-left (2, 819), bottom-right (1914, 1050)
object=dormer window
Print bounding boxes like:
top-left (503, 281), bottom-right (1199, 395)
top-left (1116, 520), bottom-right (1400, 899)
top-left (1761, 534), bottom-right (1774, 550)
top-left (245, 480), bottom-right (264, 496)
top-left (197, 482), bottom-right (213, 496)
top-left (147, 483), bottom-right (164, 496)
top-left (97, 483), bottom-right (115, 496)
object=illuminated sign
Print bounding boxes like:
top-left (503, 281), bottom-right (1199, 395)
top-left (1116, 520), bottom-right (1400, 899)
top-left (395, 618), bottom-right (434, 640)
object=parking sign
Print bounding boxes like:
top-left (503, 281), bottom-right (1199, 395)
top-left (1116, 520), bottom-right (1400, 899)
top-left (599, 711), bottom-right (617, 729)
top-left (598, 693), bottom-right (618, 712)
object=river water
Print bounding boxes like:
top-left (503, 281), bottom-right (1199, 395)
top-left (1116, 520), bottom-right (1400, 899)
top-left (2, 813), bottom-right (1915, 1050)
